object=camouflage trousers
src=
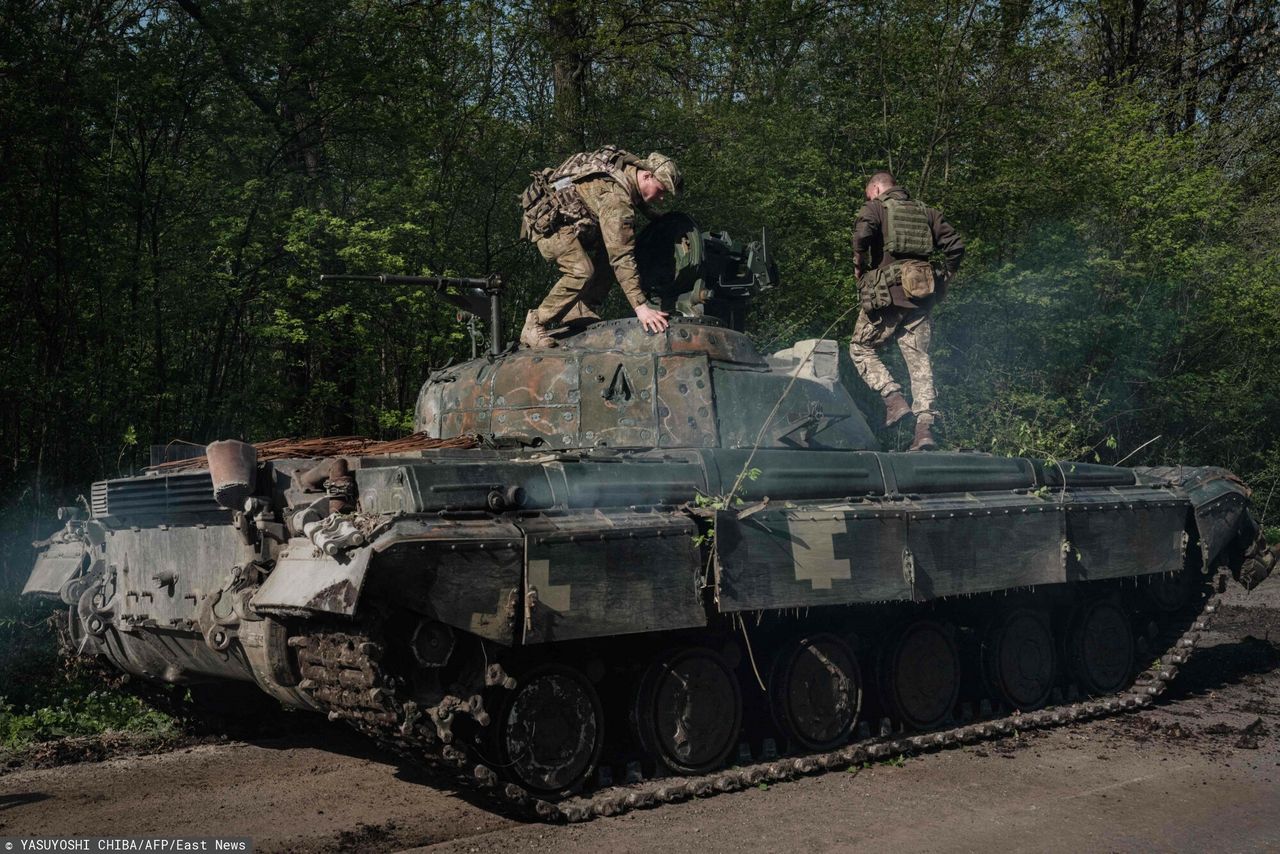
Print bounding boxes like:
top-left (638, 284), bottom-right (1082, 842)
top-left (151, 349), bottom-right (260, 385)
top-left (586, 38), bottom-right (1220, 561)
top-left (534, 227), bottom-right (611, 327)
top-left (849, 305), bottom-right (936, 421)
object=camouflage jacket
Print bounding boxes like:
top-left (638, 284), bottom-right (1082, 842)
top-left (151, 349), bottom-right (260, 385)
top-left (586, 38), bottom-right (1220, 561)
top-left (555, 167), bottom-right (649, 309)
top-left (852, 187), bottom-right (965, 276)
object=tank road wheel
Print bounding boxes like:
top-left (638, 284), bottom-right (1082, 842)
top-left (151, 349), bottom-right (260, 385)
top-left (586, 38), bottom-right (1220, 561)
top-left (1144, 570), bottom-right (1192, 613)
top-left (634, 648), bottom-right (743, 775)
top-left (982, 609), bottom-right (1056, 712)
top-left (770, 634), bottom-right (862, 751)
top-left (496, 664), bottom-right (603, 798)
top-left (880, 620), bottom-right (961, 731)
top-left (1068, 600), bottom-right (1135, 696)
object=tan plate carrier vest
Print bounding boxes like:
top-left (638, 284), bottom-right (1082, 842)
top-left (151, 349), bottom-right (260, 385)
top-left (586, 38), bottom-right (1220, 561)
top-left (519, 146), bottom-right (643, 240)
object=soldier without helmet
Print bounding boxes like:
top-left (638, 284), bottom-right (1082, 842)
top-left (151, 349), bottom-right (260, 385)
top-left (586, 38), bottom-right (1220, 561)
top-left (850, 171), bottom-right (965, 451)
top-left (518, 147), bottom-right (682, 348)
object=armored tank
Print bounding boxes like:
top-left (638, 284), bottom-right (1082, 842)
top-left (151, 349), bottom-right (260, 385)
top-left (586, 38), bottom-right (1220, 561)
top-left (23, 215), bottom-right (1274, 821)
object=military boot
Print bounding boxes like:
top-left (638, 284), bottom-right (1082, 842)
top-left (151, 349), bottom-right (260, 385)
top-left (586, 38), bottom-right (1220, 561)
top-left (882, 391), bottom-right (911, 428)
top-left (520, 310), bottom-right (557, 349)
top-left (908, 418), bottom-right (938, 452)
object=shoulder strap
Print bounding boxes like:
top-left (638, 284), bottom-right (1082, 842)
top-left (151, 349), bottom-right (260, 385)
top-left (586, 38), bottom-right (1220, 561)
top-left (550, 147), bottom-right (640, 188)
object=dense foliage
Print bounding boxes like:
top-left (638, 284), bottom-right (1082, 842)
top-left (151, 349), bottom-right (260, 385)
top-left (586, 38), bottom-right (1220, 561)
top-left (2, 0), bottom-right (1277, 596)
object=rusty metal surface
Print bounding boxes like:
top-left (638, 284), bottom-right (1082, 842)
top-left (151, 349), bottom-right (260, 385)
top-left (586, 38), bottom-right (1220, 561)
top-left (205, 439), bottom-right (258, 508)
top-left (495, 353), bottom-right (579, 408)
top-left (656, 354), bottom-right (717, 448)
top-left (664, 321), bottom-right (760, 364)
top-left (439, 360), bottom-right (498, 436)
top-left (579, 352), bottom-right (657, 447)
top-left (491, 349), bottom-right (582, 444)
top-left (492, 406), bottom-right (580, 446)
top-left (566, 318), bottom-right (765, 366)
top-left (149, 433), bottom-right (479, 473)
top-left (415, 377), bottom-right (447, 436)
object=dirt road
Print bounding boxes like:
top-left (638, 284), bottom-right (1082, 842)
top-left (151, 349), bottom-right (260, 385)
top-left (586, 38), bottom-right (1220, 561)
top-left (3, 583), bottom-right (1278, 853)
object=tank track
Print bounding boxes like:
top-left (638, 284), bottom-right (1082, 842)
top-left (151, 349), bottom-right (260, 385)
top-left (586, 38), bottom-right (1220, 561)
top-left (289, 574), bottom-right (1226, 823)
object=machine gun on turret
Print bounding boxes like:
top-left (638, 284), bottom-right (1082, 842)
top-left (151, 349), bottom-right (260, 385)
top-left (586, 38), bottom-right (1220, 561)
top-left (637, 212), bottom-right (778, 331)
top-left (320, 212), bottom-right (772, 355)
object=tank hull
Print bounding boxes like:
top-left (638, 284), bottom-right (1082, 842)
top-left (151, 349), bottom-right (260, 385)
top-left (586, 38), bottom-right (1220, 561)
top-left (27, 448), bottom-right (1267, 698)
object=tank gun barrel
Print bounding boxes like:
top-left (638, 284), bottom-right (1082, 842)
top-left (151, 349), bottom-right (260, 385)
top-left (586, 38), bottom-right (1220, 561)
top-left (319, 273), bottom-right (505, 356)
top-left (319, 273), bottom-right (501, 290)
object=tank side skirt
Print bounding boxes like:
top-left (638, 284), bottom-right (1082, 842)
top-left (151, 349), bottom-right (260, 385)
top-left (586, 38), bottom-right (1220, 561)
top-left (253, 537), bottom-right (373, 618)
top-left (23, 539), bottom-right (88, 597)
top-left (715, 487), bottom-right (1192, 612)
top-left (516, 511), bottom-right (707, 644)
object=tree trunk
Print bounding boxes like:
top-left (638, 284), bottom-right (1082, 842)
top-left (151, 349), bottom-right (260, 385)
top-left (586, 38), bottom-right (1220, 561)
top-left (547, 0), bottom-right (588, 150)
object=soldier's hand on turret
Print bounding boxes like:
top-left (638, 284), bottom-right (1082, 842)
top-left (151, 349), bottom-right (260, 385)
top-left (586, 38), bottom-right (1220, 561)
top-left (635, 303), bottom-right (670, 334)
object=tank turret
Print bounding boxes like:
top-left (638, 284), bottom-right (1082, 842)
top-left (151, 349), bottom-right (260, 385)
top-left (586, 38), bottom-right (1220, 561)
top-left (415, 318), bottom-right (874, 452)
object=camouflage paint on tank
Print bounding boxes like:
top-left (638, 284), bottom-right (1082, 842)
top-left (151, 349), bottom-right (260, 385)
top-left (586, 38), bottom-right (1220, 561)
top-left (437, 359), bottom-right (497, 436)
top-left (414, 318), bottom-right (878, 452)
top-left (355, 517), bottom-right (526, 646)
top-left (579, 352), bottom-right (656, 447)
top-left (519, 511), bottom-right (704, 643)
top-left (714, 483), bottom-right (1192, 612)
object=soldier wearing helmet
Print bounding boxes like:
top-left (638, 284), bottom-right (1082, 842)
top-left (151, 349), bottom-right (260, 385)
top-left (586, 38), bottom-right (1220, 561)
top-left (518, 148), bottom-right (682, 348)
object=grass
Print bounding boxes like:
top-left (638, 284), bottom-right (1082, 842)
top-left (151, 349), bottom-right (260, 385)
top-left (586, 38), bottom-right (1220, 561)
top-left (0, 590), bottom-right (178, 752)
top-left (0, 692), bottom-right (176, 749)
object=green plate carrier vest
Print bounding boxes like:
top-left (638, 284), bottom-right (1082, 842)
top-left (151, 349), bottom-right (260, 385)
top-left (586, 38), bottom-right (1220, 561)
top-left (859, 197), bottom-right (936, 311)
top-left (883, 197), bottom-right (933, 258)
